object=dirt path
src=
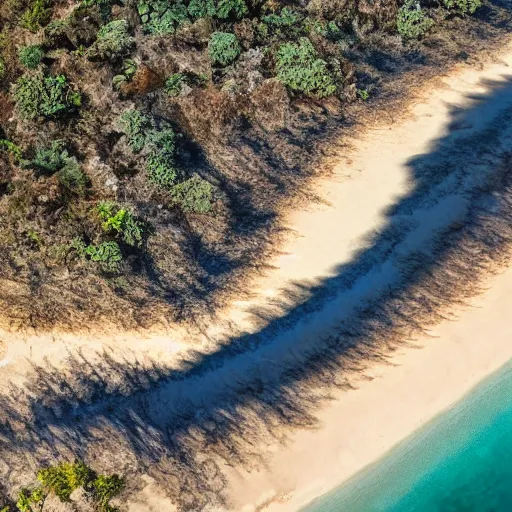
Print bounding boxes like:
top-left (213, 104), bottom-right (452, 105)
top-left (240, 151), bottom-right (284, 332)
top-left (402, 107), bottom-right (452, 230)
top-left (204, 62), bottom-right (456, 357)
top-left (1, 39), bottom-right (512, 511)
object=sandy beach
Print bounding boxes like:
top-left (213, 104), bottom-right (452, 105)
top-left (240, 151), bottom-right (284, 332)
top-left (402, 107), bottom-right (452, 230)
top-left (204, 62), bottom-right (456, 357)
top-left (221, 43), bottom-right (512, 511)
top-left (225, 265), bottom-right (512, 511)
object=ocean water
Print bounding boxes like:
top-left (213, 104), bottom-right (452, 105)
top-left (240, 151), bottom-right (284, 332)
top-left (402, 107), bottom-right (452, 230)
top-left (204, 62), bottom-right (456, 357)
top-left (303, 360), bottom-right (512, 512)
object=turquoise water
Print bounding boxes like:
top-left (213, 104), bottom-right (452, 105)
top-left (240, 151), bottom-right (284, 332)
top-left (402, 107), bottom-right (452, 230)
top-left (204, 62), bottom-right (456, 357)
top-left (303, 360), bottom-right (512, 512)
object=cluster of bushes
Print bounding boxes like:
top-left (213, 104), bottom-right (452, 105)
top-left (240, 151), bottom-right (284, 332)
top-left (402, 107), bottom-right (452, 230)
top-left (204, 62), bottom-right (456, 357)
top-left (119, 108), bottom-right (215, 210)
top-left (1, 461), bottom-right (124, 512)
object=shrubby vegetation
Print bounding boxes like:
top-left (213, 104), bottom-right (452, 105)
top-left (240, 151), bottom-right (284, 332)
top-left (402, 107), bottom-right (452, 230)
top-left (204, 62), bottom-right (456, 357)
top-left (6, 461), bottom-right (124, 512)
top-left (397, 0), bottom-right (434, 40)
top-left (208, 32), bottom-right (241, 66)
top-left (443, 0), bottom-right (482, 14)
top-left (0, 0), bottom-right (499, 334)
top-left (275, 39), bottom-right (336, 98)
top-left (170, 175), bottom-right (214, 213)
top-left (88, 19), bottom-right (135, 60)
top-left (13, 72), bottom-right (81, 120)
top-left (18, 45), bottom-right (44, 69)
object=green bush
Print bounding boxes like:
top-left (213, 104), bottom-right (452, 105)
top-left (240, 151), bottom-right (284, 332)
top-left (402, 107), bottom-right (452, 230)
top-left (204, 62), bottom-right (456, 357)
top-left (20, 0), bottom-right (52, 32)
top-left (13, 72), bottom-right (81, 120)
top-left (146, 127), bottom-right (178, 188)
top-left (97, 201), bottom-right (144, 247)
top-left (15, 461), bottom-right (124, 512)
top-left (397, 0), bottom-right (434, 40)
top-left (262, 7), bottom-right (300, 28)
top-left (188, 0), bottom-right (216, 19)
top-left (91, 474), bottom-right (125, 508)
top-left (171, 175), bottom-right (214, 213)
top-left (86, 241), bottom-right (123, 272)
top-left (275, 38), bottom-right (336, 98)
top-left (165, 73), bottom-right (186, 96)
top-left (138, 0), bottom-right (189, 35)
top-left (112, 58), bottom-right (137, 90)
top-left (216, 0), bottom-right (248, 19)
top-left (442, 0), bottom-right (481, 14)
top-left (208, 32), bottom-right (241, 66)
top-left (24, 140), bottom-right (68, 174)
top-left (88, 19), bottom-right (135, 60)
top-left (38, 461), bottom-right (93, 502)
top-left (0, 139), bottom-right (22, 159)
top-left (0, 58), bottom-right (5, 80)
top-left (120, 110), bottom-right (179, 189)
top-left (19, 45), bottom-right (44, 69)
top-left (147, 151), bottom-right (178, 188)
top-left (16, 487), bottom-right (45, 512)
top-left (57, 157), bottom-right (88, 195)
top-left (119, 109), bottom-right (152, 152)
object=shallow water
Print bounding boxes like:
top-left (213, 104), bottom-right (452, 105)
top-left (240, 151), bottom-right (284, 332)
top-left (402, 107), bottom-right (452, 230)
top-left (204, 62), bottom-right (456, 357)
top-left (303, 360), bottom-right (512, 512)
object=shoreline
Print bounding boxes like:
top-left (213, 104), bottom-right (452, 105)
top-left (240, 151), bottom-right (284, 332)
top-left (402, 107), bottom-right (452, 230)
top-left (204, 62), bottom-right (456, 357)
top-left (304, 359), bottom-right (512, 512)
top-left (225, 264), bottom-right (512, 512)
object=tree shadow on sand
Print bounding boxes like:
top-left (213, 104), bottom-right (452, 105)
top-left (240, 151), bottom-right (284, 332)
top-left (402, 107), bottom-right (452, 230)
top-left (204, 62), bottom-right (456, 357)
top-left (2, 78), bottom-right (512, 510)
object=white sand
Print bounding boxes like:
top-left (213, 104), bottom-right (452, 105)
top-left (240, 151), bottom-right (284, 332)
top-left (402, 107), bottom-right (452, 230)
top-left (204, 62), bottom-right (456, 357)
top-left (221, 42), bottom-right (512, 512)
top-left (226, 265), bottom-right (512, 511)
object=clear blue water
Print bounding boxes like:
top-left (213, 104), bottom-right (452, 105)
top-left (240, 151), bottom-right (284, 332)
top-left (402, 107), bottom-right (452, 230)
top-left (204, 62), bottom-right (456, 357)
top-left (303, 360), bottom-right (512, 512)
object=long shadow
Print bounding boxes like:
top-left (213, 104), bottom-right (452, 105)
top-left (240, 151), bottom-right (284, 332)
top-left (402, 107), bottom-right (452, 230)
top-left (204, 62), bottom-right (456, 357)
top-left (2, 78), bottom-right (512, 510)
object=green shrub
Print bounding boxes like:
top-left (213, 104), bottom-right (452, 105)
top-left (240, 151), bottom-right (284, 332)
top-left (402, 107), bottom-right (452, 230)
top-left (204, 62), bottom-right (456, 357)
top-left (24, 140), bottom-right (68, 174)
top-left (188, 0), bottom-right (216, 19)
top-left (165, 73), bottom-right (186, 96)
top-left (397, 0), bottom-right (434, 40)
top-left (88, 19), bottom-right (135, 60)
top-left (16, 487), bottom-right (45, 512)
top-left (19, 45), bottom-right (44, 69)
top-left (17, 462), bottom-right (124, 511)
top-left (120, 110), bottom-right (179, 189)
top-left (20, 0), bottom-right (52, 32)
top-left (275, 38), bottom-right (336, 98)
top-left (138, 0), bottom-right (189, 35)
top-left (146, 127), bottom-right (178, 188)
top-left (442, 0), bottom-right (481, 14)
top-left (91, 474), bottom-right (125, 508)
top-left (119, 109), bottom-right (152, 152)
top-left (0, 139), bottom-right (22, 159)
top-left (0, 58), bottom-right (5, 80)
top-left (86, 241), bottom-right (123, 272)
top-left (13, 72), bottom-right (81, 120)
top-left (112, 58), bottom-right (137, 90)
top-left (38, 461), bottom-right (93, 502)
top-left (262, 7), bottom-right (300, 28)
top-left (208, 32), bottom-right (241, 66)
top-left (216, 0), bottom-right (248, 19)
top-left (96, 201), bottom-right (144, 247)
top-left (147, 151), bottom-right (178, 188)
top-left (57, 157), bottom-right (88, 195)
top-left (171, 175), bottom-right (214, 213)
